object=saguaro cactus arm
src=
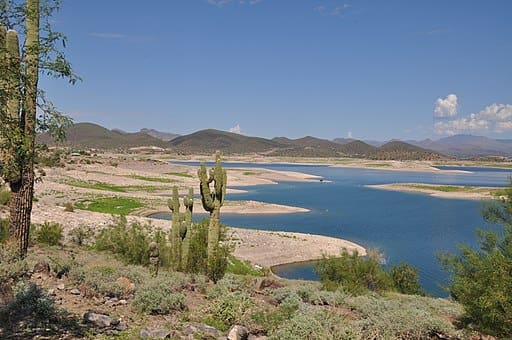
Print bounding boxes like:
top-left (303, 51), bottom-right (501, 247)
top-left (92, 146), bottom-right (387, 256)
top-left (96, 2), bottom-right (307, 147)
top-left (198, 163), bottom-right (214, 212)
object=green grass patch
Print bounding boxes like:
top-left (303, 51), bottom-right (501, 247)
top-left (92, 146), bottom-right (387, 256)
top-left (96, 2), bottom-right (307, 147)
top-left (75, 197), bottom-right (144, 215)
top-left (408, 184), bottom-right (466, 192)
top-left (226, 256), bottom-right (264, 276)
top-left (64, 179), bottom-right (127, 192)
top-left (164, 171), bottom-right (193, 178)
top-left (406, 184), bottom-right (505, 195)
top-left (127, 174), bottom-right (179, 183)
top-left (65, 179), bottom-right (168, 193)
top-left (366, 163), bottom-right (391, 168)
top-left (242, 171), bottom-right (261, 176)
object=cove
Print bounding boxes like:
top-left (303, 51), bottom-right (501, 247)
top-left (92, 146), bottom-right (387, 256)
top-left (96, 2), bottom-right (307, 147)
top-left (156, 162), bottom-right (511, 296)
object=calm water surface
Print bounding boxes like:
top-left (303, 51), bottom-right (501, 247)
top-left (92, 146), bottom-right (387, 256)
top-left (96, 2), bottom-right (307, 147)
top-left (157, 162), bottom-right (511, 296)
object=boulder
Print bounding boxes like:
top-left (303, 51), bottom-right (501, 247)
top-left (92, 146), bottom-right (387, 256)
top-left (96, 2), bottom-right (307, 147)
top-left (83, 311), bottom-right (115, 328)
top-left (257, 278), bottom-right (284, 290)
top-left (182, 322), bottom-right (222, 338)
top-left (228, 325), bottom-right (249, 340)
top-left (70, 288), bottom-right (81, 295)
top-left (140, 328), bottom-right (172, 338)
top-left (33, 261), bottom-right (50, 275)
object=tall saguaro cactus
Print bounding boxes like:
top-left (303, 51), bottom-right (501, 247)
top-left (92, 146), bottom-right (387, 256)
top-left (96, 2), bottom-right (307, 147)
top-left (0, 0), bottom-right (40, 257)
top-left (198, 151), bottom-right (227, 270)
top-left (168, 186), bottom-right (182, 270)
top-left (181, 187), bottom-right (194, 269)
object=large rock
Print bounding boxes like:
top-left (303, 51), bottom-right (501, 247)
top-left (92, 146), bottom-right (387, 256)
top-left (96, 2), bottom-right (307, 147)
top-left (140, 328), bottom-right (172, 338)
top-left (83, 311), bottom-right (115, 328)
top-left (182, 322), bottom-right (222, 338)
top-left (257, 278), bottom-right (284, 290)
top-left (228, 325), bottom-right (249, 340)
top-left (33, 261), bottom-right (50, 275)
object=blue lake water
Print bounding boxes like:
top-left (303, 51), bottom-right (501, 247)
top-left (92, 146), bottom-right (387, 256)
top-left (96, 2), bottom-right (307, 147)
top-left (156, 162), bottom-right (511, 296)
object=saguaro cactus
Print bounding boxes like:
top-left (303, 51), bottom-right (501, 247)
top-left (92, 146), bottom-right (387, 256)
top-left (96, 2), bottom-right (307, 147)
top-left (198, 151), bottom-right (227, 270)
top-left (168, 186), bottom-right (181, 270)
top-left (181, 187), bottom-right (194, 269)
top-left (0, 27), bottom-right (22, 183)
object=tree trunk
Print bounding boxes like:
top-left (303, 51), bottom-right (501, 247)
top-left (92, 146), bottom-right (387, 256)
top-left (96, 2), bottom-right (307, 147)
top-left (8, 163), bottom-right (34, 257)
top-left (8, 0), bottom-right (39, 258)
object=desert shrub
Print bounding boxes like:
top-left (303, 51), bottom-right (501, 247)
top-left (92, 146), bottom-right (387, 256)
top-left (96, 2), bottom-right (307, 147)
top-left (390, 262), bottom-right (424, 295)
top-left (94, 216), bottom-right (152, 265)
top-left (0, 186), bottom-right (10, 205)
top-left (94, 217), bottom-right (173, 268)
top-left (132, 278), bottom-right (186, 314)
top-left (68, 225), bottom-right (94, 246)
top-left (268, 305), bottom-right (361, 340)
top-left (346, 294), bottom-right (460, 339)
top-left (0, 242), bottom-right (28, 286)
top-left (34, 222), bottom-right (64, 246)
top-left (0, 281), bottom-right (68, 331)
top-left (203, 291), bottom-right (255, 331)
top-left (439, 182), bottom-right (512, 338)
top-left (315, 250), bottom-right (394, 295)
top-left (63, 202), bottom-right (74, 212)
top-left (187, 218), bottom-right (231, 282)
top-left (250, 293), bottom-right (303, 334)
top-left (207, 273), bottom-right (253, 299)
top-left (0, 218), bottom-right (9, 243)
top-left (35, 150), bottom-right (65, 167)
top-left (68, 262), bottom-right (146, 298)
top-left (69, 265), bottom-right (127, 298)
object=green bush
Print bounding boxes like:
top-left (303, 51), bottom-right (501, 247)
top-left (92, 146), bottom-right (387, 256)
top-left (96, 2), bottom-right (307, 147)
top-left (63, 202), bottom-right (74, 212)
top-left (187, 218), bottom-right (231, 282)
top-left (345, 294), bottom-right (460, 339)
top-left (390, 262), bottom-right (424, 295)
top-left (0, 218), bottom-right (9, 243)
top-left (68, 262), bottom-right (146, 298)
top-left (34, 222), bottom-right (64, 246)
top-left (204, 291), bottom-right (255, 331)
top-left (132, 278), bottom-right (186, 314)
top-left (0, 281), bottom-right (65, 331)
top-left (439, 181), bottom-right (512, 338)
top-left (0, 187), bottom-right (10, 205)
top-left (94, 216), bottom-right (169, 265)
top-left (207, 274), bottom-right (253, 299)
top-left (315, 250), bottom-right (394, 295)
top-left (0, 242), bottom-right (28, 286)
top-left (268, 305), bottom-right (361, 340)
top-left (226, 256), bottom-right (264, 276)
top-left (68, 225), bottom-right (94, 246)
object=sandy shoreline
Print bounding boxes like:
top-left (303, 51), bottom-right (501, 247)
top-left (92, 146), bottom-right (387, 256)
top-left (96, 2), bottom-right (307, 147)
top-left (367, 183), bottom-right (499, 200)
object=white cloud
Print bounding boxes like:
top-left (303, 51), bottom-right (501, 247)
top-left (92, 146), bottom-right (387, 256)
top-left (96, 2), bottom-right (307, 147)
top-left (314, 4), bottom-right (350, 17)
top-left (434, 103), bottom-right (512, 135)
top-left (434, 94), bottom-right (458, 118)
top-left (208, 0), bottom-right (233, 6)
top-left (347, 131), bottom-right (353, 138)
top-left (229, 124), bottom-right (242, 134)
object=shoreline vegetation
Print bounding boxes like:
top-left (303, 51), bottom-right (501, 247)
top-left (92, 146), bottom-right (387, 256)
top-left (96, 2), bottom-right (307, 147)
top-left (367, 183), bottom-right (506, 200)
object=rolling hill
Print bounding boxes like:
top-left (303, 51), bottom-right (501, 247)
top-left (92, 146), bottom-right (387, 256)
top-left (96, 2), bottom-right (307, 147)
top-left (371, 141), bottom-right (446, 161)
top-left (37, 122), bottom-right (451, 160)
top-left (169, 129), bottom-right (283, 153)
top-left (37, 122), bottom-right (167, 149)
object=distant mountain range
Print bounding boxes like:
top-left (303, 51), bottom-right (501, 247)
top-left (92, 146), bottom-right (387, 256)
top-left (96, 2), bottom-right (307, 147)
top-left (38, 122), bottom-right (512, 159)
top-left (406, 135), bottom-right (512, 158)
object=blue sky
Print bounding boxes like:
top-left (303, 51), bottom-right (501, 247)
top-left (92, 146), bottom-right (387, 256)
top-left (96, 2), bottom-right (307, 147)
top-left (40, 0), bottom-right (512, 140)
